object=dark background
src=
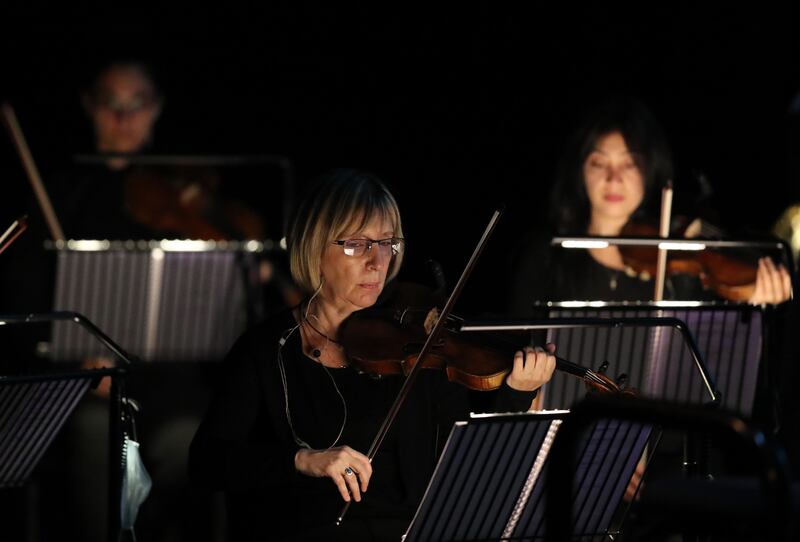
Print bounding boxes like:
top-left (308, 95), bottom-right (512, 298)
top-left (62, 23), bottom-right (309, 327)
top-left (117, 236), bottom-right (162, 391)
top-left (1, 6), bottom-right (798, 313)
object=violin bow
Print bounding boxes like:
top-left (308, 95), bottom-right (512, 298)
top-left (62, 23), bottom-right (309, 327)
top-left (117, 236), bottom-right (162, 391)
top-left (336, 208), bottom-right (504, 526)
top-left (653, 180), bottom-right (673, 301)
top-left (0, 215), bottom-right (28, 255)
top-left (1, 103), bottom-right (65, 241)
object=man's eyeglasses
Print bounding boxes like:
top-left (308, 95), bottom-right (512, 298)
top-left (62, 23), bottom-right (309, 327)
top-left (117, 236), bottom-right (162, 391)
top-left (95, 93), bottom-right (158, 115)
top-left (331, 238), bottom-right (405, 257)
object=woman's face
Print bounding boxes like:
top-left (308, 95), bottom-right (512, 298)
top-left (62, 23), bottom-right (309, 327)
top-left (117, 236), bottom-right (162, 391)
top-left (583, 131), bottom-right (645, 228)
top-left (319, 212), bottom-right (396, 314)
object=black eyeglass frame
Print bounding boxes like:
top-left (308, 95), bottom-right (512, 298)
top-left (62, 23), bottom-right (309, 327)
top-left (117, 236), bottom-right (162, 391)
top-left (330, 237), bottom-right (405, 257)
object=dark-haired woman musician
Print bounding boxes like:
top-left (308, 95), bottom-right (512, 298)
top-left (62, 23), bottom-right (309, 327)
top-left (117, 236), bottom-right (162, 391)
top-left (508, 98), bottom-right (791, 312)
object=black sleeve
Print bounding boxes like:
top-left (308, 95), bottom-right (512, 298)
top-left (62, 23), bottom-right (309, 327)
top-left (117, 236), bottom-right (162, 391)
top-left (493, 381), bottom-right (538, 412)
top-left (188, 328), bottom-right (300, 492)
top-left (471, 382), bottom-right (538, 413)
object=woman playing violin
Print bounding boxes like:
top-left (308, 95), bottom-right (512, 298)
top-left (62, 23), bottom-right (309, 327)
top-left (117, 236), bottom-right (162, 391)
top-left (189, 169), bottom-right (556, 541)
top-left (508, 98), bottom-right (792, 313)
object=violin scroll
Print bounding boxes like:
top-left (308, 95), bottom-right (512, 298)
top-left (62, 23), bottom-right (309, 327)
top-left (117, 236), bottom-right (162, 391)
top-left (584, 361), bottom-right (637, 396)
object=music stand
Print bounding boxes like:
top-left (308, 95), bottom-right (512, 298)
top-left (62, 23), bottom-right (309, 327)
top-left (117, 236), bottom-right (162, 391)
top-left (540, 234), bottom-right (796, 416)
top-left (544, 394), bottom-right (795, 541)
top-left (504, 304), bottom-right (760, 415)
top-left (461, 316), bottom-right (720, 408)
top-left (550, 235), bottom-right (793, 284)
top-left (0, 369), bottom-right (114, 488)
top-left (47, 241), bottom-right (261, 362)
top-left (0, 312), bottom-right (136, 542)
top-left (463, 317), bottom-right (720, 505)
top-left (403, 410), bottom-right (652, 541)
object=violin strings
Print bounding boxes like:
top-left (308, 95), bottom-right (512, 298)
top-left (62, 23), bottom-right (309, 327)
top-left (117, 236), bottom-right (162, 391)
top-left (583, 369), bottom-right (615, 390)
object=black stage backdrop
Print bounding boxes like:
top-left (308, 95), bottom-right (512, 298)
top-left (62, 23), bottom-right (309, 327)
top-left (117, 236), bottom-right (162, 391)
top-left (1, 5), bottom-right (797, 314)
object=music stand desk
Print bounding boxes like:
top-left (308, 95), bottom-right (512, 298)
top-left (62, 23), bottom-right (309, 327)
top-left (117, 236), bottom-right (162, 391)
top-left (403, 409), bottom-right (651, 542)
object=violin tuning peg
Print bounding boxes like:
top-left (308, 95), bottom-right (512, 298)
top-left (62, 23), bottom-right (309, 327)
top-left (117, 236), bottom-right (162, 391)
top-left (616, 373), bottom-right (628, 388)
top-left (597, 361), bottom-right (610, 374)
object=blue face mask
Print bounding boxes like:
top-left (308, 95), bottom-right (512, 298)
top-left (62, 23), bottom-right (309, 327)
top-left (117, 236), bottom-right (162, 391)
top-left (120, 437), bottom-right (152, 531)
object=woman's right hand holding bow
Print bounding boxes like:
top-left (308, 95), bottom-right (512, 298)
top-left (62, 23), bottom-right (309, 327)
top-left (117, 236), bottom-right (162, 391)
top-left (295, 446), bottom-right (373, 502)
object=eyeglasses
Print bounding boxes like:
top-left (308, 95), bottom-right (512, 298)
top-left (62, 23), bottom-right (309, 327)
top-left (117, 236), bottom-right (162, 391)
top-left (331, 237), bottom-right (404, 257)
top-left (95, 93), bottom-right (158, 115)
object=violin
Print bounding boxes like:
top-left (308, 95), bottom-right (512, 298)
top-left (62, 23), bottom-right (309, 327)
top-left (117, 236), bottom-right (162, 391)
top-left (619, 218), bottom-right (758, 301)
top-left (123, 165), bottom-right (265, 240)
top-left (339, 305), bottom-right (633, 395)
top-left (122, 164), bottom-right (311, 305)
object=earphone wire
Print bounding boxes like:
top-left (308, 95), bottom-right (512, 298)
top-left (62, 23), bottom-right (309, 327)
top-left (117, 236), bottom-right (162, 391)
top-left (277, 279), bottom-right (347, 451)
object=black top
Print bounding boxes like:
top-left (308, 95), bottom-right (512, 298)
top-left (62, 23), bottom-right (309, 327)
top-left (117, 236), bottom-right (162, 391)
top-left (188, 308), bottom-right (536, 541)
top-left (508, 232), bottom-right (712, 316)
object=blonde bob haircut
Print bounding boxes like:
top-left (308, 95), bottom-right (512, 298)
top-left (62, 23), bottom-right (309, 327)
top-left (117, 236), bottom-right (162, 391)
top-left (288, 169), bottom-right (404, 295)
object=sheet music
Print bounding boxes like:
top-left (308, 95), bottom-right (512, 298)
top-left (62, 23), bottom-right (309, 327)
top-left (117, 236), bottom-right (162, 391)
top-left (0, 375), bottom-right (94, 487)
top-left (404, 411), bottom-right (651, 541)
top-left (50, 246), bottom-right (255, 361)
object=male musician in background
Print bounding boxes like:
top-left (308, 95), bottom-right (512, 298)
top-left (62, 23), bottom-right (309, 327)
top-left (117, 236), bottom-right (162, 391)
top-left (49, 59), bottom-right (216, 542)
top-left (59, 57), bottom-right (292, 542)
top-left (83, 60), bottom-right (163, 165)
top-left (57, 59), bottom-right (166, 239)
top-left (64, 59), bottom-right (268, 241)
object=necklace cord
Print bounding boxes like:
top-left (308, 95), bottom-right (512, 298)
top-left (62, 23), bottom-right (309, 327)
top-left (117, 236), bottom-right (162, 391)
top-left (277, 288), bottom-right (348, 451)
